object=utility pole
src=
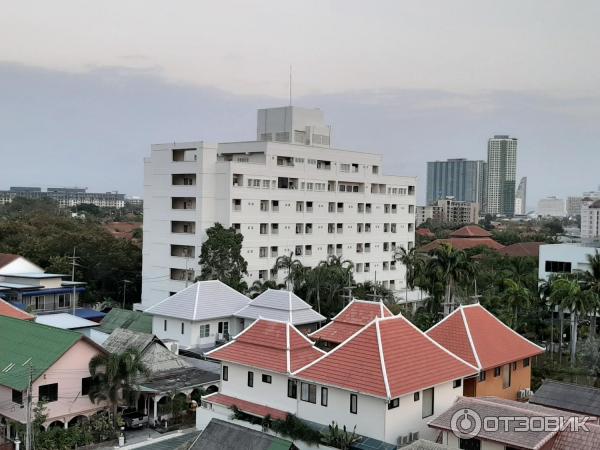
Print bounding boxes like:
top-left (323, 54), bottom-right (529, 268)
top-left (68, 248), bottom-right (80, 315)
top-left (121, 280), bottom-right (132, 309)
top-left (25, 361), bottom-right (33, 450)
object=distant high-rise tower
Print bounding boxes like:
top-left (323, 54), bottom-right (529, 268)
top-left (514, 177), bottom-right (527, 215)
top-left (426, 159), bottom-right (487, 206)
top-left (485, 135), bottom-right (517, 215)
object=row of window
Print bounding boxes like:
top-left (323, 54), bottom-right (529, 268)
top-left (477, 358), bottom-right (530, 389)
top-left (12, 378), bottom-right (92, 405)
top-left (238, 222), bottom-right (413, 235)
top-left (162, 320), bottom-right (229, 337)
top-left (232, 199), bottom-right (415, 214)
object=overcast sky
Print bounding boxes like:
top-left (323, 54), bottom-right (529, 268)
top-left (1, 0), bottom-right (599, 206)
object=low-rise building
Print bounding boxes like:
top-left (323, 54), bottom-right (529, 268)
top-left (0, 317), bottom-right (107, 440)
top-left (0, 186), bottom-right (125, 208)
top-left (538, 243), bottom-right (600, 281)
top-left (200, 315), bottom-right (477, 447)
top-left (417, 197), bottom-right (480, 228)
top-left (426, 303), bottom-right (544, 401)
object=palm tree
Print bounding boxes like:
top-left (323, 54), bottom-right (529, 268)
top-left (393, 246), bottom-right (423, 301)
top-left (426, 243), bottom-right (474, 315)
top-left (501, 279), bottom-right (532, 329)
top-left (273, 252), bottom-right (303, 290)
top-left (305, 264), bottom-right (329, 315)
top-left (539, 276), bottom-right (555, 357)
top-left (578, 250), bottom-right (600, 339)
top-left (88, 349), bottom-right (149, 426)
top-left (248, 279), bottom-right (285, 298)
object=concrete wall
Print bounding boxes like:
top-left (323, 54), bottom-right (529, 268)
top-left (538, 244), bottom-right (597, 280)
top-left (152, 315), bottom-right (243, 349)
top-left (474, 359), bottom-right (532, 401)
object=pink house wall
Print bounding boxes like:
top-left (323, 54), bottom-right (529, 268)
top-left (0, 339), bottom-right (107, 427)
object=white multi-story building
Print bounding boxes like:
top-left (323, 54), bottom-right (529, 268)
top-left (582, 199), bottom-right (600, 241)
top-left (536, 196), bottom-right (566, 217)
top-left (484, 135), bottom-right (517, 216)
top-left (538, 243), bottom-right (600, 280)
top-left (141, 106), bottom-right (417, 308)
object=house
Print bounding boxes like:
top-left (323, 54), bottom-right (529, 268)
top-left (200, 315), bottom-right (477, 447)
top-left (192, 418), bottom-right (294, 450)
top-left (426, 303), bottom-right (544, 401)
top-left (0, 316), bottom-right (107, 441)
top-left (35, 313), bottom-right (100, 337)
top-left (144, 281), bottom-right (251, 350)
top-left (0, 253), bottom-right (87, 315)
top-left (530, 380), bottom-right (600, 419)
top-left (418, 225), bottom-right (505, 253)
top-left (234, 289), bottom-right (326, 333)
top-left (429, 396), bottom-right (600, 450)
top-left (91, 308), bottom-right (153, 345)
top-left (309, 299), bottom-right (393, 348)
top-left (0, 298), bottom-right (34, 320)
top-left (103, 328), bottom-right (220, 425)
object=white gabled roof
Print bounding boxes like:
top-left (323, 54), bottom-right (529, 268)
top-left (233, 289), bottom-right (325, 325)
top-left (144, 280), bottom-right (250, 321)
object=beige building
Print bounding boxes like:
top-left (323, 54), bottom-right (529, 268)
top-left (581, 199), bottom-right (600, 241)
top-left (416, 197), bottom-right (479, 226)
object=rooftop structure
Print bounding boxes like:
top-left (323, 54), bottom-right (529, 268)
top-left (531, 380), bottom-right (600, 418)
top-left (35, 312), bottom-right (100, 332)
top-left (96, 308), bottom-right (153, 334)
top-left (309, 299), bottom-right (393, 347)
top-left (192, 418), bottom-right (294, 450)
top-left (417, 225), bottom-right (505, 252)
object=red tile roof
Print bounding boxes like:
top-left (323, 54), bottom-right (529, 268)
top-left (0, 299), bottom-right (34, 320)
top-left (309, 300), bottom-right (393, 345)
top-left (498, 242), bottom-right (543, 258)
top-left (416, 228), bottom-right (435, 238)
top-left (427, 304), bottom-right (544, 370)
top-left (296, 315), bottom-right (477, 399)
top-left (451, 225), bottom-right (492, 238)
top-left (0, 253), bottom-right (20, 269)
top-left (202, 393), bottom-right (288, 420)
top-left (418, 237), bottom-right (505, 252)
top-left (206, 318), bottom-right (324, 374)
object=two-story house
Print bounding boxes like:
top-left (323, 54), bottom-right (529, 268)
top-left (0, 317), bottom-right (107, 441)
top-left (426, 303), bottom-right (544, 401)
top-left (200, 315), bottom-right (478, 447)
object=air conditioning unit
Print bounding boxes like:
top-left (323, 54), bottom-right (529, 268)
top-left (409, 431), bottom-right (419, 442)
top-left (397, 435), bottom-right (410, 446)
top-left (517, 389), bottom-right (530, 400)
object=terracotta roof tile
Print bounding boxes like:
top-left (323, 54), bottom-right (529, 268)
top-left (309, 300), bottom-right (393, 345)
top-left (206, 319), bottom-right (323, 374)
top-left (203, 393), bottom-right (288, 421)
top-left (451, 225), bottom-right (492, 238)
top-left (427, 304), bottom-right (544, 370)
top-left (498, 242), bottom-right (543, 258)
top-left (419, 237), bottom-right (505, 253)
top-left (297, 316), bottom-right (477, 399)
top-left (0, 299), bottom-right (34, 320)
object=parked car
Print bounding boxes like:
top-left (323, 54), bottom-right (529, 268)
top-left (122, 410), bottom-right (149, 429)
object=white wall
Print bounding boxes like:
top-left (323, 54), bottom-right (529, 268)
top-left (0, 257), bottom-right (43, 275)
top-left (152, 315), bottom-right (243, 349)
top-left (539, 243), bottom-right (598, 280)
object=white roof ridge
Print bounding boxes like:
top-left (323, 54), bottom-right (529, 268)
top-left (192, 282), bottom-right (201, 321)
top-left (375, 319), bottom-right (391, 400)
top-left (286, 322), bottom-right (291, 373)
top-left (460, 307), bottom-right (482, 370)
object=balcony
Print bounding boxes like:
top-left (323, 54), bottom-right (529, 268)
top-left (170, 268), bottom-right (194, 282)
top-left (172, 174), bottom-right (196, 185)
top-left (316, 160), bottom-right (331, 170)
top-left (172, 149), bottom-right (196, 162)
top-left (171, 245), bottom-right (195, 258)
top-left (232, 199), bottom-right (242, 211)
top-left (277, 177), bottom-right (298, 190)
top-left (171, 221), bottom-right (195, 234)
top-left (172, 197), bottom-right (196, 210)
top-left (277, 156), bottom-right (294, 167)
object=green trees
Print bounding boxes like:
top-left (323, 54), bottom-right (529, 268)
top-left (501, 279), bottom-right (533, 329)
top-left (198, 223), bottom-right (248, 293)
top-left (273, 252), bottom-right (303, 290)
top-left (88, 349), bottom-right (149, 426)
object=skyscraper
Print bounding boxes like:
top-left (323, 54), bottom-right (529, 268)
top-left (426, 159), bottom-right (487, 206)
top-left (514, 176), bottom-right (527, 215)
top-left (485, 135), bottom-right (517, 215)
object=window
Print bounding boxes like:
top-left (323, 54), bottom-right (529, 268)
top-left (321, 387), bottom-right (328, 406)
top-left (523, 358), bottom-right (530, 367)
top-left (164, 320), bottom-right (167, 331)
top-left (12, 389), bottom-right (23, 405)
top-left (422, 388), bottom-right (434, 418)
top-left (453, 379), bottom-right (462, 389)
top-left (262, 374), bottom-right (272, 384)
top-left (512, 361), bottom-right (518, 371)
top-left (57, 294), bottom-right (70, 308)
top-left (350, 393), bottom-right (358, 414)
top-left (223, 366), bottom-right (229, 381)
top-left (502, 364), bottom-right (512, 389)
top-left (301, 383), bottom-right (317, 403)
top-left (199, 324), bottom-right (210, 338)
top-left (388, 398), bottom-right (399, 409)
top-left (181, 322), bottom-right (185, 334)
top-left (459, 438), bottom-right (481, 450)
top-left (545, 260), bottom-right (572, 273)
top-left (39, 383), bottom-right (58, 402)
top-left (494, 367), bottom-right (501, 377)
top-left (81, 377), bottom-right (92, 396)
top-left (247, 371), bottom-right (254, 387)
top-left (218, 321), bottom-right (229, 336)
top-left (414, 392), bottom-right (420, 402)
top-left (479, 371), bottom-right (486, 382)
top-left (287, 380), bottom-right (297, 399)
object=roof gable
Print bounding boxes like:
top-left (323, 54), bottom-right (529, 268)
top-left (206, 319), bottom-right (324, 374)
top-left (0, 316), bottom-right (83, 390)
top-left (427, 304), bottom-right (544, 370)
top-left (298, 316), bottom-right (477, 399)
top-left (234, 289), bottom-right (325, 325)
top-left (451, 225), bottom-right (492, 238)
top-left (309, 300), bottom-right (393, 344)
top-left (144, 281), bottom-right (250, 321)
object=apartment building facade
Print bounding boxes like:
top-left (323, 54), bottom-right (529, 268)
top-left (142, 107), bottom-right (417, 308)
top-left (582, 199), bottom-right (600, 241)
top-left (416, 197), bottom-right (479, 227)
top-left (537, 196), bottom-right (566, 217)
top-left (0, 187), bottom-right (125, 208)
top-left (514, 176), bottom-right (527, 215)
top-left (484, 135), bottom-right (517, 216)
top-left (426, 158), bottom-right (486, 206)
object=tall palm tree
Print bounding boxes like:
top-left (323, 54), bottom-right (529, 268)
top-left (501, 279), bottom-right (532, 329)
top-left (578, 250), bottom-right (600, 339)
top-left (393, 246), bottom-right (423, 301)
top-left (88, 349), bottom-right (149, 426)
top-left (551, 277), bottom-right (588, 366)
top-left (248, 279), bottom-right (286, 298)
top-left (427, 243), bottom-right (474, 315)
top-left (305, 264), bottom-right (329, 315)
top-left (273, 252), bottom-right (303, 290)
top-left (539, 276), bottom-right (555, 357)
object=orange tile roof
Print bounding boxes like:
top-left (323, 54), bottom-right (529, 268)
top-left (0, 299), bottom-right (34, 320)
top-left (427, 304), bottom-right (544, 370)
top-left (296, 316), bottom-right (478, 399)
top-left (498, 242), bottom-right (543, 258)
top-left (206, 319), bottom-right (324, 374)
top-left (203, 393), bottom-right (288, 420)
top-left (418, 237), bottom-right (505, 252)
top-left (451, 225), bottom-right (492, 238)
top-left (309, 300), bottom-right (393, 345)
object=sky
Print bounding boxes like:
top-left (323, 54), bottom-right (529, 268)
top-left (1, 0), bottom-right (599, 206)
